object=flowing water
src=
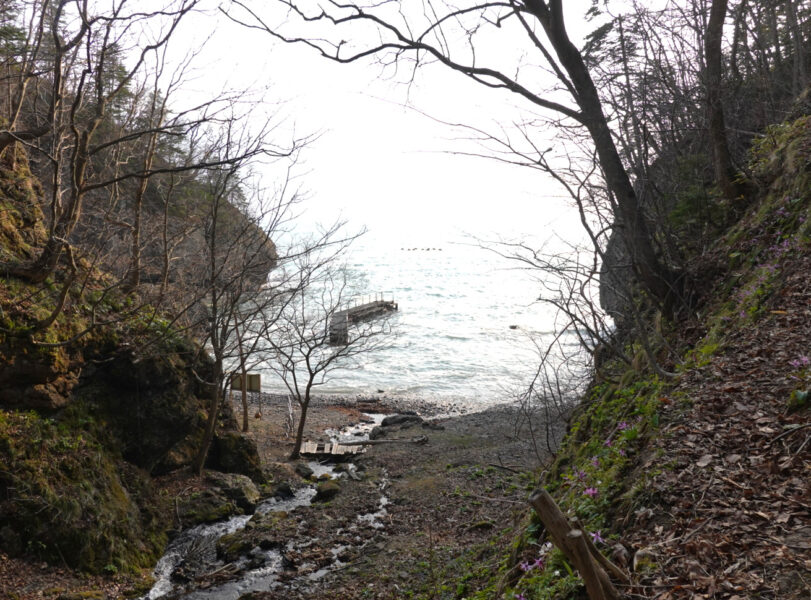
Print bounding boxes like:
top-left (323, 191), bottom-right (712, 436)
top-left (141, 417), bottom-right (389, 600)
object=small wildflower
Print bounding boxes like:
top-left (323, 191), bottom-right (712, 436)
top-left (515, 594), bottom-right (526, 600)
top-left (604, 439), bottom-right (612, 447)
top-left (519, 561), bottom-right (532, 572)
top-left (533, 557), bottom-right (545, 569)
top-left (576, 469), bottom-right (587, 480)
top-left (591, 456), bottom-right (600, 467)
top-left (584, 487), bottom-right (599, 498)
top-left (619, 449), bottom-right (627, 457)
top-left (589, 531), bottom-right (605, 544)
top-left (789, 356), bottom-right (809, 368)
top-left (618, 421), bottom-right (630, 431)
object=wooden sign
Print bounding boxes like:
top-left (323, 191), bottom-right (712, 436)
top-left (230, 373), bottom-right (261, 392)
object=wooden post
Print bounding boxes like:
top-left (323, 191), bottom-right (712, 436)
top-left (528, 489), bottom-right (623, 600)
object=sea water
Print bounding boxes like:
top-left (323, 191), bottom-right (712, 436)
top-left (256, 235), bottom-right (586, 406)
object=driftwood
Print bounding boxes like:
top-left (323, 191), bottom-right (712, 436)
top-left (337, 435), bottom-right (428, 447)
top-left (529, 489), bottom-right (625, 600)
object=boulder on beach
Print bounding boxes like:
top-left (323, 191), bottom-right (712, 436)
top-left (381, 414), bottom-right (423, 427)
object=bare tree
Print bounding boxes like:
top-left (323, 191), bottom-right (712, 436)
top-left (705, 0), bottom-right (740, 202)
top-left (264, 255), bottom-right (391, 460)
top-left (226, 0), bottom-right (685, 313)
top-left (185, 118), bottom-right (309, 476)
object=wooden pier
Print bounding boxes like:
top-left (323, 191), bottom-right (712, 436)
top-left (329, 294), bottom-right (398, 345)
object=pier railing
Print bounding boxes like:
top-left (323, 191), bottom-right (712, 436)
top-left (330, 292), bottom-right (398, 345)
top-left (344, 291), bottom-right (395, 310)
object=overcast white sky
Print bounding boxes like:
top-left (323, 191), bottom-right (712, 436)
top-left (166, 1), bottom-right (601, 248)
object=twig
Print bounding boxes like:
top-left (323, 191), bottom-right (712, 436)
top-left (770, 423), bottom-right (811, 444)
top-left (718, 475), bottom-right (745, 490)
top-left (488, 462), bottom-right (524, 474)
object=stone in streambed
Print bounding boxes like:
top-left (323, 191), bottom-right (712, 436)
top-left (294, 462), bottom-right (314, 479)
top-left (205, 471), bottom-right (260, 511)
top-left (273, 481), bottom-right (295, 499)
top-left (312, 479), bottom-right (341, 503)
top-left (369, 426), bottom-right (386, 440)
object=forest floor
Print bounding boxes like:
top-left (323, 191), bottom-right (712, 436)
top-left (612, 253), bottom-right (811, 599)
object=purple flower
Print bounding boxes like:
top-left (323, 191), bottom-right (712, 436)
top-left (619, 449), bottom-right (627, 457)
top-left (790, 356), bottom-right (810, 368)
top-left (515, 594), bottom-right (526, 600)
top-left (788, 356), bottom-right (811, 369)
top-left (519, 561), bottom-right (532, 572)
top-left (618, 421), bottom-right (630, 431)
top-left (584, 487), bottom-right (599, 498)
top-left (533, 557), bottom-right (545, 569)
top-left (591, 456), bottom-right (600, 467)
top-left (589, 531), bottom-right (605, 544)
top-left (576, 469), bottom-right (587, 480)
top-left (604, 439), bottom-right (613, 447)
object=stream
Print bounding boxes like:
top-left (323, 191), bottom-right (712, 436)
top-left (140, 414), bottom-right (389, 600)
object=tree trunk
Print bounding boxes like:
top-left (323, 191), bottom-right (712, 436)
top-left (525, 0), bottom-right (681, 311)
top-left (290, 396), bottom-right (310, 460)
top-left (193, 371), bottom-right (222, 476)
top-left (705, 0), bottom-right (740, 203)
top-left (785, 0), bottom-right (808, 94)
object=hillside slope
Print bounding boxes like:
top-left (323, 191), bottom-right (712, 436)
top-left (0, 145), bottom-right (265, 583)
top-left (455, 118), bottom-right (810, 599)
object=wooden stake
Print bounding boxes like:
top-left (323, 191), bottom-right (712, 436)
top-left (529, 489), bottom-right (623, 600)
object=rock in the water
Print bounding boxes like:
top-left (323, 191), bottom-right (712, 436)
top-left (312, 480), bottom-right (341, 503)
top-left (178, 489), bottom-right (240, 525)
top-left (205, 471), bottom-right (261, 511)
top-left (273, 481), bottom-right (294, 499)
top-left (369, 426), bottom-right (386, 440)
top-left (294, 462), bottom-right (314, 479)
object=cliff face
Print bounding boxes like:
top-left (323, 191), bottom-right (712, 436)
top-left (0, 145), bottom-right (264, 573)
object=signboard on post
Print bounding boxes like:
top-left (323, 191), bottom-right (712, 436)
top-left (230, 373), bottom-right (261, 392)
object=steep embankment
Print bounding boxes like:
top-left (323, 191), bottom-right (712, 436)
top-left (449, 117), bottom-right (810, 599)
top-left (0, 144), bottom-right (265, 587)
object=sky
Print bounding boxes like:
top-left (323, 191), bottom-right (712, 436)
top-left (162, 0), bottom-right (598, 249)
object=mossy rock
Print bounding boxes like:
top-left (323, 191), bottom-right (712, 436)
top-left (313, 480), bottom-right (341, 503)
top-left (0, 410), bottom-right (167, 574)
top-left (177, 489), bottom-right (241, 526)
top-left (205, 471), bottom-right (261, 511)
top-left (207, 431), bottom-right (265, 484)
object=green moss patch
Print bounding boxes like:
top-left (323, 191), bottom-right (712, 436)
top-left (0, 409), bottom-right (168, 573)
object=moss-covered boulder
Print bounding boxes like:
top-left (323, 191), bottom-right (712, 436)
top-left (0, 409), bottom-right (167, 573)
top-left (312, 479), bottom-right (341, 503)
top-left (206, 431), bottom-right (265, 484)
top-left (205, 471), bottom-right (261, 511)
top-left (177, 488), bottom-right (241, 526)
